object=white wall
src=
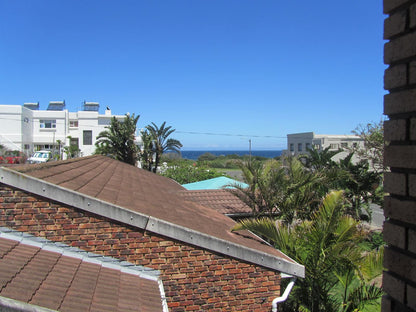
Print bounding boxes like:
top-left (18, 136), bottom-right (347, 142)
top-left (0, 105), bottom-right (25, 152)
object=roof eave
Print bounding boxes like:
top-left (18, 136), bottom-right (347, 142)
top-left (0, 167), bottom-right (305, 278)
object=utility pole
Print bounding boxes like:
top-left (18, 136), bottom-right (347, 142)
top-left (249, 139), bottom-right (252, 163)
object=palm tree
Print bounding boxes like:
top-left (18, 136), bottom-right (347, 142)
top-left (332, 247), bottom-right (384, 312)
top-left (230, 157), bottom-right (323, 223)
top-left (95, 113), bottom-right (140, 166)
top-left (336, 152), bottom-right (382, 220)
top-left (232, 191), bottom-right (383, 311)
top-left (145, 121), bottom-right (182, 173)
top-left (301, 145), bottom-right (340, 171)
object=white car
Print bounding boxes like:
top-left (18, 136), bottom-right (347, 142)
top-left (27, 150), bottom-right (52, 164)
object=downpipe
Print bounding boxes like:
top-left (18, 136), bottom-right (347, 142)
top-left (272, 277), bottom-right (297, 312)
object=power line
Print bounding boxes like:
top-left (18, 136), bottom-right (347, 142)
top-left (176, 130), bottom-right (286, 139)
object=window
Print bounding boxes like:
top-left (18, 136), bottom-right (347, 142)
top-left (305, 143), bottom-right (311, 150)
top-left (330, 143), bottom-right (339, 149)
top-left (298, 143), bottom-right (303, 152)
top-left (83, 130), bottom-right (93, 145)
top-left (24, 144), bottom-right (30, 150)
top-left (290, 143), bottom-right (294, 152)
top-left (353, 143), bottom-right (358, 148)
top-left (69, 120), bottom-right (79, 128)
top-left (40, 119), bottom-right (56, 129)
top-left (70, 137), bottom-right (79, 147)
top-left (341, 143), bottom-right (348, 148)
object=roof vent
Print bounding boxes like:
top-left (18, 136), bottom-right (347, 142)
top-left (23, 102), bottom-right (40, 110)
top-left (83, 101), bottom-right (99, 112)
top-left (47, 101), bottom-right (65, 111)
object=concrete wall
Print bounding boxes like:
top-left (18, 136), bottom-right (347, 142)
top-left (0, 184), bottom-right (281, 312)
top-left (286, 132), bottom-right (363, 165)
top-left (0, 105), bottom-right (25, 152)
top-left (0, 104), bottom-right (129, 158)
top-left (383, 0), bottom-right (416, 310)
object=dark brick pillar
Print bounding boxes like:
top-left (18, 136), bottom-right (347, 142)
top-left (383, 0), bottom-right (416, 311)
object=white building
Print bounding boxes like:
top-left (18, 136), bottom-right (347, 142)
top-left (0, 101), bottom-right (132, 158)
top-left (285, 132), bottom-right (364, 162)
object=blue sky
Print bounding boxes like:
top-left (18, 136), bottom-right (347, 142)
top-left (0, 1), bottom-right (386, 150)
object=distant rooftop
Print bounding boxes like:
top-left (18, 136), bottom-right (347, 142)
top-left (2, 155), bottom-right (303, 277)
top-left (179, 189), bottom-right (252, 217)
top-left (182, 176), bottom-right (249, 190)
top-left (0, 227), bottom-right (165, 312)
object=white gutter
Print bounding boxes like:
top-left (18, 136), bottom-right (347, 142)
top-left (272, 276), bottom-right (297, 312)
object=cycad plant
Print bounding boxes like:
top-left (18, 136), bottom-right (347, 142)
top-left (232, 191), bottom-right (383, 311)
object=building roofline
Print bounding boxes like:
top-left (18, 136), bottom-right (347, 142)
top-left (0, 227), bottom-right (161, 281)
top-left (0, 227), bottom-right (168, 312)
top-left (0, 166), bottom-right (305, 278)
top-left (0, 295), bottom-right (57, 312)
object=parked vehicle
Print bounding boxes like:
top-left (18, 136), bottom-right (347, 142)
top-left (27, 150), bottom-right (52, 164)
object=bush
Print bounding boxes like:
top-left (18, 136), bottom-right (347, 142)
top-left (159, 162), bottom-right (223, 184)
top-left (197, 152), bottom-right (217, 161)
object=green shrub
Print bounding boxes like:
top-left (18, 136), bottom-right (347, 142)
top-left (159, 163), bottom-right (223, 184)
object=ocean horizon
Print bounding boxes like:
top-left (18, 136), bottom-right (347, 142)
top-left (180, 150), bottom-right (283, 160)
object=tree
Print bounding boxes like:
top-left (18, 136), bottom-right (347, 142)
top-left (301, 146), bottom-right (340, 171)
top-left (300, 146), bottom-right (383, 221)
top-left (145, 121), bottom-right (183, 173)
top-left (231, 157), bottom-right (323, 222)
top-left (139, 129), bottom-right (154, 171)
top-left (159, 160), bottom-right (223, 184)
top-left (95, 113), bottom-right (140, 166)
top-left (232, 191), bottom-right (383, 311)
top-left (352, 121), bottom-right (385, 173)
top-left (63, 136), bottom-right (80, 159)
top-left (336, 152), bottom-right (382, 220)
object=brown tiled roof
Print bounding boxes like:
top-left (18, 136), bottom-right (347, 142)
top-left (179, 189), bottom-right (252, 216)
top-left (4, 155), bottom-right (304, 277)
top-left (0, 229), bottom-right (164, 312)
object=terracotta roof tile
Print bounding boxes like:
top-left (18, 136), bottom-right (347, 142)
top-left (0, 229), bottom-right (165, 312)
top-left (7, 155), bottom-right (303, 276)
top-left (179, 189), bottom-right (253, 216)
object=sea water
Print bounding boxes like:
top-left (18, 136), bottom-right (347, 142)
top-left (180, 150), bottom-right (282, 161)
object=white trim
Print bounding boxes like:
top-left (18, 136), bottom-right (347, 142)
top-left (0, 167), bottom-right (305, 278)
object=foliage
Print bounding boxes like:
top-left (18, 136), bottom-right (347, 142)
top-left (95, 114), bottom-right (140, 166)
top-left (195, 153), bottom-right (268, 169)
top-left (352, 121), bottom-right (385, 173)
top-left (232, 191), bottom-right (383, 312)
top-left (301, 146), bottom-right (383, 221)
top-left (159, 160), bottom-right (223, 184)
top-left (301, 145), bottom-right (341, 171)
top-left (230, 157), bottom-right (323, 222)
top-left (64, 136), bottom-right (81, 159)
top-left (360, 231), bottom-right (385, 252)
top-left (145, 121), bottom-right (183, 173)
top-left (139, 129), bottom-right (154, 171)
top-left (335, 153), bottom-right (382, 220)
top-left (197, 152), bottom-right (217, 161)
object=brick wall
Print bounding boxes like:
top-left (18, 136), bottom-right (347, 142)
top-left (0, 184), bottom-right (280, 312)
top-left (383, 0), bottom-right (416, 311)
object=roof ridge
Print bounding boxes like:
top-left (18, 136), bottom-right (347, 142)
top-left (11, 155), bottom-right (100, 174)
top-left (0, 227), bottom-right (160, 281)
top-left (0, 160), bottom-right (304, 278)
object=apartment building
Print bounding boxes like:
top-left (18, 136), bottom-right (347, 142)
top-left (0, 101), bottom-right (129, 158)
top-left (286, 132), bottom-right (364, 162)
